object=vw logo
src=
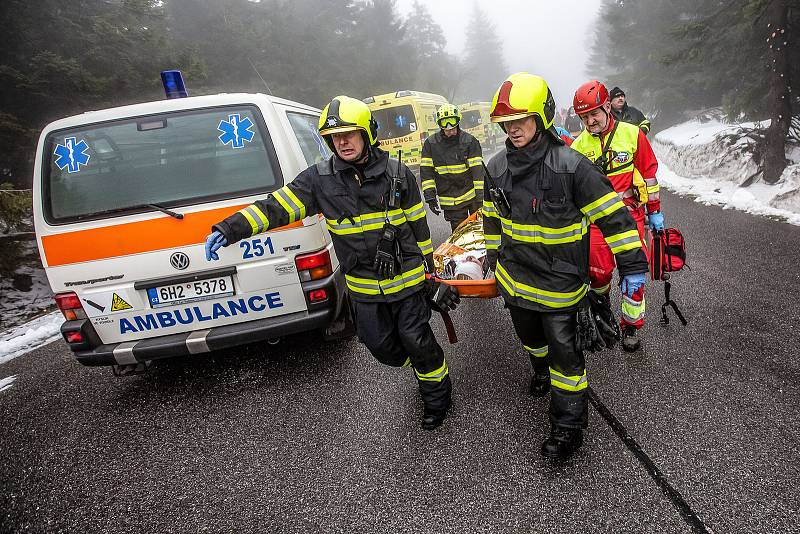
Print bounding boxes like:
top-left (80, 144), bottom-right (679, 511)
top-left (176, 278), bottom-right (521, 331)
top-left (170, 252), bottom-right (190, 270)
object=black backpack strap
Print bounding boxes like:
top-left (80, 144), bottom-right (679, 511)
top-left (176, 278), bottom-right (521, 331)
top-left (316, 157), bottom-right (334, 176)
top-left (660, 280), bottom-right (688, 326)
top-left (386, 157), bottom-right (402, 180)
top-left (597, 119), bottom-right (620, 174)
top-left (651, 230), bottom-right (663, 280)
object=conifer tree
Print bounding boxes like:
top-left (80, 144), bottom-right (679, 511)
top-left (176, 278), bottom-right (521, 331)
top-left (460, 3), bottom-right (508, 102)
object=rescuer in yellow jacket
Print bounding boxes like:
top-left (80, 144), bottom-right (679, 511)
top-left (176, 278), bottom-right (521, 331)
top-left (571, 80), bottom-right (664, 352)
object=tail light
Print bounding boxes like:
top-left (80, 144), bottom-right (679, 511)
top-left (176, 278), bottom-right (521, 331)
top-left (54, 292), bottom-right (87, 321)
top-left (64, 331), bottom-right (84, 343)
top-left (295, 249), bottom-right (332, 282)
top-left (308, 289), bottom-right (328, 303)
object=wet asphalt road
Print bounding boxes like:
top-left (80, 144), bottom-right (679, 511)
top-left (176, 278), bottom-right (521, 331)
top-left (2, 189), bottom-right (799, 534)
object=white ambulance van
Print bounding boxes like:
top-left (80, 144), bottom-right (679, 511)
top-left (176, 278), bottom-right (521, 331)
top-left (33, 88), bottom-right (350, 373)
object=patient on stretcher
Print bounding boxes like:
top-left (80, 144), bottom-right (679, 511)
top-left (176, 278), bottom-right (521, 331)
top-left (433, 212), bottom-right (495, 281)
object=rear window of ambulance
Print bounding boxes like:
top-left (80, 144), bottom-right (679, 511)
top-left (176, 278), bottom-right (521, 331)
top-left (43, 105), bottom-right (282, 224)
top-left (461, 110), bottom-right (482, 129)
top-left (372, 105), bottom-right (417, 140)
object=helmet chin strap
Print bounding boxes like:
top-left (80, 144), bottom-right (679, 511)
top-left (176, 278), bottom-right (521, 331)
top-left (532, 116), bottom-right (545, 144)
top-left (355, 131), bottom-right (371, 163)
top-left (590, 108), bottom-right (612, 138)
top-left (601, 108), bottom-right (613, 134)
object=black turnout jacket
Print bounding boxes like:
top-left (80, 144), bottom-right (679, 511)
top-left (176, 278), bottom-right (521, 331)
top-left (214, 147), bottom-right (434, 303)
top-left (483, 134), bottom-right (648, 313)
top-left (420, 129), bottom-right (485, 207)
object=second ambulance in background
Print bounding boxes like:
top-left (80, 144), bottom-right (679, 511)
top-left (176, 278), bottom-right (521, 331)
top-left (457, 101), bottom-right (504, 153)
top-left (363, 90), bottom-right (447, 174)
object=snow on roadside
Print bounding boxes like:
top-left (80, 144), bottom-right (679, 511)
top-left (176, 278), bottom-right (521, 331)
top-left (0, 375), bottom-right (17, 393)
top-left (656, 117), bottom-right (769, 147)
top-left (0, 311), bottom-right (63, 365)
top-left (658, 162), bottom-right (800, 226)
top-left (654, 116), bottom-right (800, 226)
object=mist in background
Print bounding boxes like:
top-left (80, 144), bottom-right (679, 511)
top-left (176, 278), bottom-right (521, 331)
top-left (396, 0), bottom-right (601, 108)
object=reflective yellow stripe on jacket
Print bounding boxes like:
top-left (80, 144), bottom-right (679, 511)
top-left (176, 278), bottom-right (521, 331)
top-left (484, 233), bottom-right (501, 250)
top-left (237, 204), bottom-right (270, 236)
top-left (495, 263), bottom-right (588, 309)
top-left (469, 157), bottom-right (484, 190)
top-left (421, 157), bottom-right (436, 192)
top-left (439, 188), bottom-right (476, 207)
top-left (417, 238), bottom-right (433, 255)
top-left (272, 186), bottom-right (306, 223)
top-left (501, 218), bottom-right (588, 245)
top-left (403, 201), bottom-right (426, 222)
top-left (434, 163), bottom-right (469, 175)
top-left (326, 209), bottom-right (406, 235)
top-left (580, 192), bottom-right (625, 223)
top-left (422, 179), bottom-right (437, 192)
top-left (604, 229), bottom-right (643, 254)
top-left (482, 199), bottom-right (499, 218)
top-left (345, 264), bottom-right (426, 296)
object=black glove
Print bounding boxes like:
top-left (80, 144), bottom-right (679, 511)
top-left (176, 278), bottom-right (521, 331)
top-left (424, 253), bottom-right (435, 273)
top-left (426, 198), bottom-right (441, 216)
top-left (486, 250), bottom-right (498, 272)
top-left (576, 293), bottom-right (621, 352)
top-left (575, 305), bottom-right (604, 352)
top-left (373, 223), bottom-right (399, 280)
top-left (587, 291), bottom-right (621, 349)
top-left (427, 277), bottom-right (460, 312)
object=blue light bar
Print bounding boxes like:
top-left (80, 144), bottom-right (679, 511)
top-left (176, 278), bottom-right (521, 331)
top-left (161, 70), bottom-right (188, 99)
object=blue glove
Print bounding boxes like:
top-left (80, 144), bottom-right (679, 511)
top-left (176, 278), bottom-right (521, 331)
top-left (620, 273), bottom-right (646, 297)
top-left (205, 231), bottom-right (228, 261)
top-left (648, 211), bottom-right (664, 231)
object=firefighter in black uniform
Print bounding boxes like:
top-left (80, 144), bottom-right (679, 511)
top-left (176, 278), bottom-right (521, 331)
top-left (483, 73), bottom-right (649, 459)
top-left (421, 104), bottom-right (486, 231)
top-left (204, 96), bottom-right (460, 430)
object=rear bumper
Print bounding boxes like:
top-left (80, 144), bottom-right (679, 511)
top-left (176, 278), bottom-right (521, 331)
top-left (64, 268), bottom-right (346, 366)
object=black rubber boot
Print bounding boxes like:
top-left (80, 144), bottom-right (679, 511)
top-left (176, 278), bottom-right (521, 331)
top-left (529, 373), bottom-right (550, 397)
top-left (421, 408), bottom-right (447, 431)
top-left (621, 325), bottom-right (641, 352)
top-left (541, 426), bottom-right (584, 459)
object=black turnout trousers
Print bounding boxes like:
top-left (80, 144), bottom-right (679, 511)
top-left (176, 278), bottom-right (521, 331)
top-left (352, 290), bottom-right (451, 412)
top-left (508, 304), bottom-right (588, 429)
top-left (443, 199), bottom-right (482, 231)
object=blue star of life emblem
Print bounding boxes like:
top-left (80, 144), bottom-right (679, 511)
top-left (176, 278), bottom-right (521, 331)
top-left (53, 137), bottom-right (91, 173)
top-left (218, 114), bottom-right (256, 148)
top-left (311, 130), bottom-right (329, 157)
top-left (395, 115), bottom-right (407, 128)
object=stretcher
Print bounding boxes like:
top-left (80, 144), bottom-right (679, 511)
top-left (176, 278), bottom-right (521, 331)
top-left (432, 211), bottom-right (498, 299)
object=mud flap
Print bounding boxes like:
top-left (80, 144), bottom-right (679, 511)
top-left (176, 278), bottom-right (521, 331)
top-left (111, 360), bottom-right (152, 377)
top-left (323, 295), bottom-right (356, 342)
